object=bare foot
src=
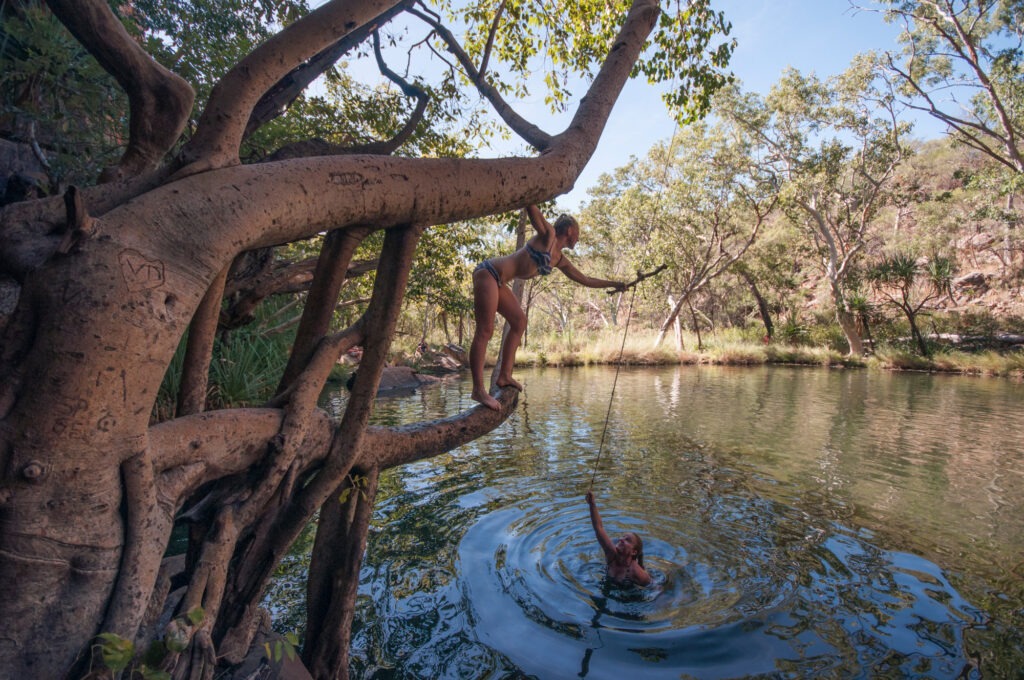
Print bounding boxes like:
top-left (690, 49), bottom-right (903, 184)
top-left (471, 388), bottom-right (501, 411)
top-left (496, 376), bottom-right (523, 391)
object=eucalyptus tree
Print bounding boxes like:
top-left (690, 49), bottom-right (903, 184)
top-left (716, 63), bottom-right (911, 356)
top-left (853, 0), bottom-right (1024, 175)
top-left (730, 218), bottom-right (806, 340)
top-left (584, 118), bottom-right (776, 349)
top-left (0, 0), bottom-right (734, 678)
top-left (854, 0), bottom-right (1024, 271)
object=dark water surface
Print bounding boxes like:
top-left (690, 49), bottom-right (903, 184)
top-left (270, 365), bottom-right (1024, 678)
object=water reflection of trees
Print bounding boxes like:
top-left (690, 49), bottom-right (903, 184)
top-left (310, 367), bottom-right (1024, 676)
top-left (599, 367), bottom-right (1022, 568)
top-left (516, 366), bottom-right (1024, 662)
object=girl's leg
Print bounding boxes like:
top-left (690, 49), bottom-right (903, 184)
top-left (494, 285), bottom-right (526, 391)
top-left (469, 268), bottom-right (501, 410)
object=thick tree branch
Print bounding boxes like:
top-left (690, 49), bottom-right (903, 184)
top-left (304, 466), bottom-right (380, 677)
top-left (99, 448), bottom-right (172, 651)
top-left (46, 0), bottom-right (194, 180)
top-left (151, 409), bottom-right (331, 486)
top-left (244, 0), bottom-right (417, 138)
top-left (279, 227), bottom-right (371, 391)
top-left (178, 266), bottom-right (230, 416)
top-left (151, 386), bottom-right (517, 508)
top-left (179, 0), bottom-right (405, 174)
top-left (363, 386), bottom-right (519, 470)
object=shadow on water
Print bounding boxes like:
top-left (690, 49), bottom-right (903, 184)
top-left (266, 365), bottom-right (1024, 678)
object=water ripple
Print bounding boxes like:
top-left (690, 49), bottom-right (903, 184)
top-left (304, 366), bottom-right (1024, 679)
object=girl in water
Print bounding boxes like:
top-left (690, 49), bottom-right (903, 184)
top-left (585, 491), bottom-right (652, 587)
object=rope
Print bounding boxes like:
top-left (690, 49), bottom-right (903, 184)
top-left (586, 101), bottom-right (681, 492)
top-left (588, 283), bottom-right (639, 491)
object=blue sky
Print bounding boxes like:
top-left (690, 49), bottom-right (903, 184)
top-left (548, 0), bottom-right (947, 209)
top-left (344, 1), bottom-right (948, 209)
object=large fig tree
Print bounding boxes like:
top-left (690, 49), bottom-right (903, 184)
top-left (0, 0), bottom-right (731, 678)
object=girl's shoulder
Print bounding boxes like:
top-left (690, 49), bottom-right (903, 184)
top-left (632, 564), bottom-right (653, 586)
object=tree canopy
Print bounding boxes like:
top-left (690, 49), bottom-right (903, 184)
top-left (856, 0), bottom-right (1024, 176)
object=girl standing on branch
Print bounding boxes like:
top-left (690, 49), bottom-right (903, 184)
top-left (470, 205), bottom-right (626, 409)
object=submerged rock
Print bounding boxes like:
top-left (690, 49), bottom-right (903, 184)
top-left (346, 365), bottom-right (442, 393)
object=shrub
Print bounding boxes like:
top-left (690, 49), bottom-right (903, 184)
top-left (871, 348), bottom-right (934, 371)
top-left (707, 343), bottom-right (765, 365)
top-left (807, 323), bottom-right (848, 352)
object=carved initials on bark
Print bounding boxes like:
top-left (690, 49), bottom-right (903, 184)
top-left (118, 249), bottom-right (166, 292)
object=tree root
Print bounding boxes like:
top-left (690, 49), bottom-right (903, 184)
top-left (101, 448), bottom-right (172, 641)
top-left (304, 467), bottom-right (379, 678)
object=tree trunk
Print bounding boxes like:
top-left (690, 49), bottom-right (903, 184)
top-left (304, 466), bottom-right (380, 679)
top-left (739, 269), bottom-right (773, 340)
top-left (689, 299), bottom-right (703, 352)
top-left (0, 0), bottom-right (662, 676)
top-left (654, 292), bottom-right (687, 349)
top-left (905, 309), bottom-right (930, 357)
top-left (667, 294), bottom-right (683, 350)
top-left (859, 310), bottom-right (874, 355)
top-left (836, 307), bottom-right (865, 356)
top-left (1006, 192), bottom-right (1019, 274)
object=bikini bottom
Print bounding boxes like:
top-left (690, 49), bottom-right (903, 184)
top-left (475, 259), bottom-right (501, 285)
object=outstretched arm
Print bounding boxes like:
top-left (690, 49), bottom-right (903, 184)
top-left (586, 491), bottom-right (616, 559)
top-left (558, 257), bottom-right (626, 292)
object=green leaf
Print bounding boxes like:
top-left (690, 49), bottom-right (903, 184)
top-left (96, 632), bottom-right (135, 673)
top-left (140, 667), bottom-right (172, 680)
top-left (165, 633), bottom-right (188, 654)
top-left (186, 606), bottom-right (205, 626)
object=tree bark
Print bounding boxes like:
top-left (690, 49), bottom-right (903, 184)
top-left (667, 294), bottom-right (683, 351)
top-left (689, 299), bottom-right (703, 352)
top-left (303, 467), bottom-right (380, 679)
top-left (0, 0), bottom-right (662, 675)
top-left (278, 227), bottom-right (371, 391)
top-left (738, 268), bottom-right (773, 340)
top-left (46, 0), bottom-right (195, 179)
top-left (836, 307), bottom-right (865, 356)
top-left (178, 266), bottom-right (230, 416)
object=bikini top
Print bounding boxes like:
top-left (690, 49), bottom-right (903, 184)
top-left (526, 244), bottom-right (552, 275)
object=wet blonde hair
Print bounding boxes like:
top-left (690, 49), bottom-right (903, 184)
top-left (627, 532), bottom-right (645, 568)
